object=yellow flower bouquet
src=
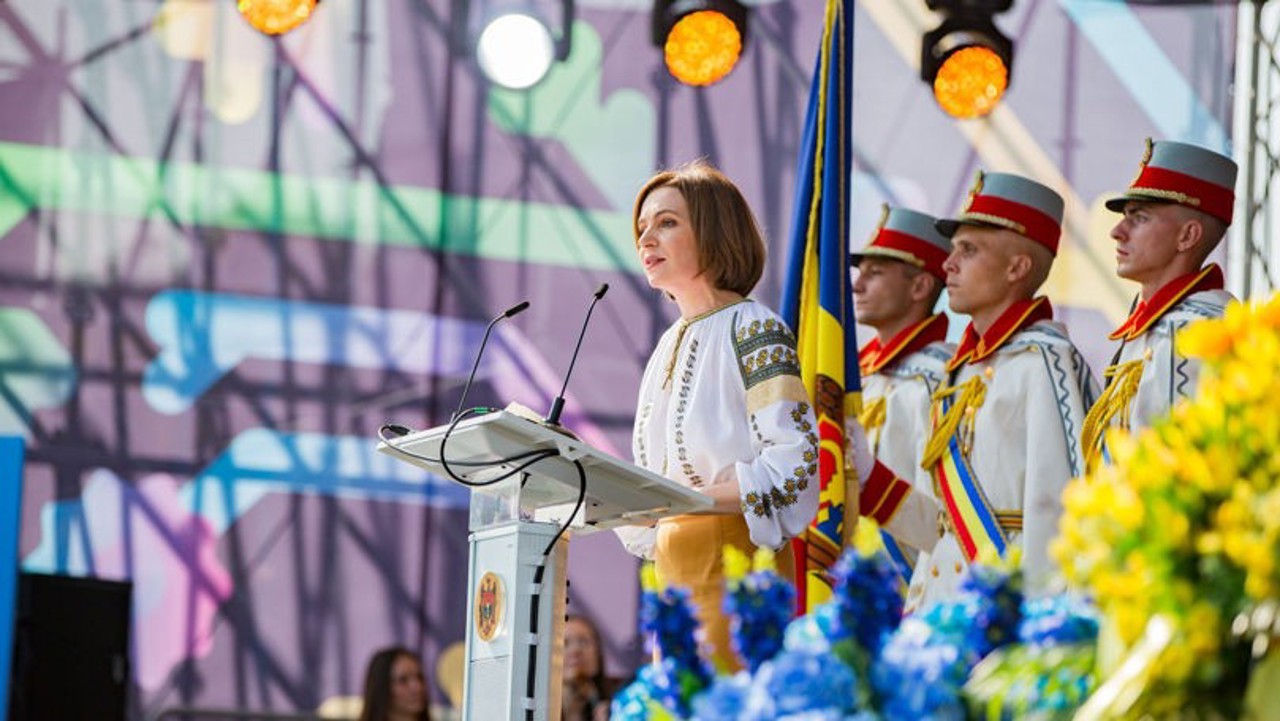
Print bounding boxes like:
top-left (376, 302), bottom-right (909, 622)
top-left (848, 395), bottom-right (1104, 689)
top-left (1053, 294), bottom-right (1280, 717)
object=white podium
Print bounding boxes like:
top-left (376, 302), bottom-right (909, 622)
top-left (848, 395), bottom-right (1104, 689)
top-left (376, 410), bottom-right (711, 721)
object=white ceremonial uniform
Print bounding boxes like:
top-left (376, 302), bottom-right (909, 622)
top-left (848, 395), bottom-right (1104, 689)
top-left (1115, 289), bottom-right (1232, 429)
top-left (1083, 265), bottom-right (1235, 472)
top-left (614, 299), bottom-right (820, 558)
top-left (853, 327), bottom-right (953, 556)
top-left (909, 302), bottom-right (1098, 612)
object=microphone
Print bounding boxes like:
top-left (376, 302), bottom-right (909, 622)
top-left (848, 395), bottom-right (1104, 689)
top-left (451, 300), bottom-right (530, 422)
top-left (544, 283), bottom-right (609, 426)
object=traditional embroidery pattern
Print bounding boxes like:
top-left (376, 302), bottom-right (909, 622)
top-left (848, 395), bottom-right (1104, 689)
top-left (792, 402), bottom-right (819, 482)
top-left (672, 337), bottom-right (703, 487)
top-left (733, 314), bottom-right (801, 390)
top-left (743, 401), bottom-right (817, 518)
top-left (635, 402), bottom-right (653, 468)
top-left (1036, 345), bottom-right (1083, 476)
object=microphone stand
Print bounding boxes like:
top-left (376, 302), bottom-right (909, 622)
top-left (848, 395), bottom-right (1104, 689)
top-left (451, 300), bottom-right (530, 423)
top-left (543, 283), bottom-right (609, 427)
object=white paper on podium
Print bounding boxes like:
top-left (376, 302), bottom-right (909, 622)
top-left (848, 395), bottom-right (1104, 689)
top-left (374, 410), bottom-right (712, 532)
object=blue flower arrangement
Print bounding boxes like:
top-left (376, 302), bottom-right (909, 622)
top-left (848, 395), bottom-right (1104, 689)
top-left (954, 562), bottom-right (1024, 658)
top-left (723, 547), bottom-right (797, 673)
top-left (827, 529), bottom-right (905, 656)
top-left (1018, 593), bottom-right (1099, 647)
top-left (743, 647), bottom-right (862, 719)
top-left (871, 553), bottom-right (1023, 718)
top-left (612, 564), bottom-right (712, 720)
top-left (871, 616), bottom-right (970, 721)
top-left (689, 671), bottom-right (751, 721)
top-left (963, 592), bottom-right (1100, 718)
top-left (609, 525), bottom-right (1103, 721)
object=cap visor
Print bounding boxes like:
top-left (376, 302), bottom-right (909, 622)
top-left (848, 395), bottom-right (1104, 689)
top-left (851, 247), bottom-right (922, 268)
top-left (934, 218), bottom-right (961, 238)
top-left (1103, 194), bottom-right (1132, 214)
top-left (1105, 191), bottom-right (1174, 214)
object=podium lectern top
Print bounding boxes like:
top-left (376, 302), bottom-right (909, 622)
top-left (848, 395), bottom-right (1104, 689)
top-left (375, 410), bottom-right (712, 533)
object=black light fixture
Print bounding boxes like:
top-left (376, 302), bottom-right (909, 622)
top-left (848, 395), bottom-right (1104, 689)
top-left (473, 0), bottom-right (574, 90)
top-left (651, 0), bottom-right (749, 87)
top-left (921, 0), bottom-right (1014, 119)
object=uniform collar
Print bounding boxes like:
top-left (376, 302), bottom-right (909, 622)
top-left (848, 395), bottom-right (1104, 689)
top-left (859, 313), bottom-right (949, 376)
top-left (1109, 264), bottom-right (1224, 341)
top-left (947, 296), bottom-right (1053, 372)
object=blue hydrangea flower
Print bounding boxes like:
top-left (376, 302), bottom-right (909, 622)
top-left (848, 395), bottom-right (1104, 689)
top-left (724, 567), bottom-right (797, 673)
top-left (827, 547), bottom-right (904, 655)
top-left (610, 664), bottom-right (665, 721)
top-left (690, 670), bottom-right (751, 720)
top-left (1018, 593), bottom-right (1099, 647)
top-left (744, 648), bottom-right (861, 720)
top-left (871, 617), bottom-right (968, 721)
top-left (954, 563), bottom-right (1023, 658)
top-left (783, 602), bottom-right (839, 654)
top-left (640, 585), bottom-right (711, 688)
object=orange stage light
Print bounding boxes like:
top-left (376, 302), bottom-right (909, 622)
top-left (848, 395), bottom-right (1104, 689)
top-left (664, 10), bottom-right (742, 87)
top-left (932, 45), bottom-right (1009, 119)
top-left (237, 0), bottom-right (318, 37)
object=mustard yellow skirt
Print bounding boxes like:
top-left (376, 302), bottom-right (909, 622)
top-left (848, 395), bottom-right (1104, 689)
top-left (654, 514), bottom-right (795, 672)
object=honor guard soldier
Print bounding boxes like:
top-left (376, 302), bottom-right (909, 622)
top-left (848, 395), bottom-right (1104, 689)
top-left (846, 205), bottom-right (955, 580)
top-left (1082, 139), bottom-right (1238, 472)
top-left (911, 171), bottom-right (1098, 610)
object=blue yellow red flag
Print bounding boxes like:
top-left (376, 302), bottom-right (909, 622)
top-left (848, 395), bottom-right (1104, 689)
top-left (779, 0), bottom-right (858, 612)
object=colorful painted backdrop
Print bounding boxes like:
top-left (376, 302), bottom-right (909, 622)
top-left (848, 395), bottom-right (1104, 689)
top-left (0, 0), bottom-right (1235, 716)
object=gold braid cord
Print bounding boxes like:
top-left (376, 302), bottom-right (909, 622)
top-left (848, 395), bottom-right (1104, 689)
top-left (1081, 358), bottom-right (1146, 474)
top-left (858, 395), bottom-right (887, 432)
top-left (920, 375), bottom-right (987, 470)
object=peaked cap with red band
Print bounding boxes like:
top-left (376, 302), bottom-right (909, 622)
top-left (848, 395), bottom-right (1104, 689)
top-left (1104, 138), bottom-right (1237, 225)
top-left (849, 204), bottom-right (951, 280)
top-left (935, 171), bottom-right (1065, 255)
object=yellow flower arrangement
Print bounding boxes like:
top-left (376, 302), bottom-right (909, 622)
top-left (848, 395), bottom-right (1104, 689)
top-left (1053, 293), bottom-right (1280, 715)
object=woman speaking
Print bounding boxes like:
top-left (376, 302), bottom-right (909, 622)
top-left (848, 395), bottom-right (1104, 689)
top-left (615, 160), bottom-right (818, 670)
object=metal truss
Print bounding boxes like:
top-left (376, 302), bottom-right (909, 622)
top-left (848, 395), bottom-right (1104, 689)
top-left (1231, 0), bottom-right (1280, 298)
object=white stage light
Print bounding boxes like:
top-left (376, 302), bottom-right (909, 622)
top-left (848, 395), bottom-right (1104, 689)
top-left (476, 13), bottom-right (556, 90)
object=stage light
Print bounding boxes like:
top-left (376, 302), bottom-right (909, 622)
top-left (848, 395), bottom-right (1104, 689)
top-left (237, 0), bottom-right (319, 36)
top-left (477, 12), bottom-right (557, 90)
top-left (921, 1), bottom-right (1013, 119)
top-left (472, 1), bottom-right (574, 91)
top-left (652, 0), bottom-right (748, 87)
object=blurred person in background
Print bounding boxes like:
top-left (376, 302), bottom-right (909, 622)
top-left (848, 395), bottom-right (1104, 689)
top-left (358, 646), bottom-right (431, 721)
top-left (561, 615), bottom-right (621, 721)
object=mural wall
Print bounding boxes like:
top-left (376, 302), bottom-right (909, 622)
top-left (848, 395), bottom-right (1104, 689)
top-left (0, 0), bottom-right (1236, 716)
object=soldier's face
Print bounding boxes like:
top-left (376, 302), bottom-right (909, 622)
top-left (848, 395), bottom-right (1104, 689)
top-left (1110, 201), bottom-right (1185, 287)
top-left (852, 257), bottom-right (918, 329)
top-left (942, 225), bottom-right (1017, 317)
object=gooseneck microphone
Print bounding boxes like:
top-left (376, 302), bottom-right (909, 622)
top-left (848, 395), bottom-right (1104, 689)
top-left (544, 283), bottom-right (609, 426)
top-left (451, 300), bottom-right (530, 422)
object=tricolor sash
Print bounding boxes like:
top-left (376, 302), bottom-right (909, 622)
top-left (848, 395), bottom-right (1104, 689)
top-left (879, 532), bottom-right (916, 582)
top-left (927, 386), bottom-right (1008, 563)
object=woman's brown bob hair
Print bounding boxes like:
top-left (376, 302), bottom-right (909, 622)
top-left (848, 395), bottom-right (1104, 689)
top-left (632, 160), bottom-right (768, 297)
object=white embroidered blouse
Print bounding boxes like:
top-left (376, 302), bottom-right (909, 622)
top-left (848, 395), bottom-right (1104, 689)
top-left (615, 299), bottom-right (819, 557)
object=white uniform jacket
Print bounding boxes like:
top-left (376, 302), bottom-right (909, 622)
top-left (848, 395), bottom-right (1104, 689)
top-left (1083, 265), bottom-right (1233, 472)
top-left (851, 313), bottom-right (953, 558)
top-left (907, 298), bottom-right (1098, 612)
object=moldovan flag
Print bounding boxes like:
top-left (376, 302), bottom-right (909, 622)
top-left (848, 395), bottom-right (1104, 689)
top-left (779, 0), bottom-right (858, 613)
